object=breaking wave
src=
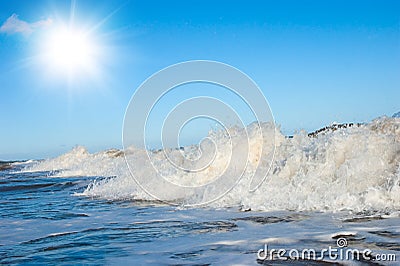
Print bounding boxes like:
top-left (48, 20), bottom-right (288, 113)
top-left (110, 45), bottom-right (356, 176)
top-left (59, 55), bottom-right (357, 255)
top-left (23, 116), bottom-right (400, 212)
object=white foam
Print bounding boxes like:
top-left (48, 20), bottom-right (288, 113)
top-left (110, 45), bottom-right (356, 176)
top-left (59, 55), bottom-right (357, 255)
top-left (24, 116), bottom-right (400, 212)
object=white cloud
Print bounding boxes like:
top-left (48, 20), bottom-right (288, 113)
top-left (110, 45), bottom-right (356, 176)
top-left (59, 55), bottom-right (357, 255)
top-left (0, 14), bottom-right (52, 35)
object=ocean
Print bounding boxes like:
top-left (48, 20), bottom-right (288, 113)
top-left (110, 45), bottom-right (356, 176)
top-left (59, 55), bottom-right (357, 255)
top-left (1, 115), bottom-right (399, 265)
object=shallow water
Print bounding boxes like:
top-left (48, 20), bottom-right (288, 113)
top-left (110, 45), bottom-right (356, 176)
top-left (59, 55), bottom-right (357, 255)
top-left (1, 167), bottom-right (399, 265)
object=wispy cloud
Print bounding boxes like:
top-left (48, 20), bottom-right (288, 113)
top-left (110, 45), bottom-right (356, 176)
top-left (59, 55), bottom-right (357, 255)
top-left (0, 14), bottom-right (52, 35)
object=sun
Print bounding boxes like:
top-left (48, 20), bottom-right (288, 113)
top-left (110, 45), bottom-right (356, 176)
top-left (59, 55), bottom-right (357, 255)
top-left (43, 26), bottom-right (98, 75)
top-left (48, 29), bottom-right (91, 68)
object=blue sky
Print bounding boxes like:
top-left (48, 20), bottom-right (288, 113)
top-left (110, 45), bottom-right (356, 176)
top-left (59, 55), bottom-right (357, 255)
top-left (0, 0), bottom-right (399, 160)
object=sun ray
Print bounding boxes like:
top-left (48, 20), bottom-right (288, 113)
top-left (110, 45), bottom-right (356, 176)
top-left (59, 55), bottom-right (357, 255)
top-left (87, 1), bottom-right (127, 34)
top-left (69, 0), bottom-right (76, 27)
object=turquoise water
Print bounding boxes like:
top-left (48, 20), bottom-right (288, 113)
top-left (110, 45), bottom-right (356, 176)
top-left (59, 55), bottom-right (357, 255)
top-left (1, 164), bottom-right (399, 265)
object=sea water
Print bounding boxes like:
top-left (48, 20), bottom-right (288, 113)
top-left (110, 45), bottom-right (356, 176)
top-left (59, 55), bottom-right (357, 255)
top-left (1, 116), bottom-right (399, 264)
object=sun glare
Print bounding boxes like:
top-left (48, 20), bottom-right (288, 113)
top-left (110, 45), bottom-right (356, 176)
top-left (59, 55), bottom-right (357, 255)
top-left (43, 27), bottom-right (98, 75)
